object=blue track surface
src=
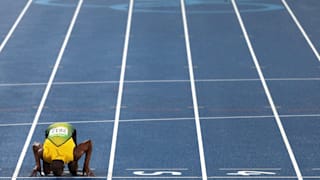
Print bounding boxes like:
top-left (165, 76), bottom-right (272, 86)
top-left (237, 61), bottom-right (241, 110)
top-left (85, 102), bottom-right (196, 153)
top-left (1, 0), bottom-right (320, 179)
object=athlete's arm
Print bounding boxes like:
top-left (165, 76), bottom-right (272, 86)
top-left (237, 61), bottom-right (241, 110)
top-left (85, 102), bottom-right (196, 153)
top-left (74, 140), bottom-right (94, 176)
top-left (30, 142), bottom-right (43, 176)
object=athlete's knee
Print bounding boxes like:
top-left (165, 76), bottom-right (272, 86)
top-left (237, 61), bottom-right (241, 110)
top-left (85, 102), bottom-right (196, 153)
top-left (86, 140), bottom-right (93, 148)
top-left (73, 140), bottom-right (93, 160)
top-left (79, 140), bottom-right (93, 150)
top-left (32, 142), bottom-right (41, 151)
top-left (68, 161), bottom-right (78, 176)
top-left (84, 140), bottom-right (93, 153)
top-left (32, 142), bottom-right (43, 159)
top-left (51, 160), bottom-right (64, 176)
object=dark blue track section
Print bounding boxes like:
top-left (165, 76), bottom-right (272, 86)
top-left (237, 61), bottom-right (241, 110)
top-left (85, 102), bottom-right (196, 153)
top-left (202, 118), bottom-right (295, 176)
top-left (0, 0), bottom-right (77, 177)
top-left (0, 125), bottom-right (30, 177)
top-left (18, 0), bottom-right (129, 177)
top-left (268, 81), bottom-right (320, 115)
top-left (54, 0), bottom-right (128, 82)
top-left (0, 1), bottom-right (76, 83)
top-left (283, 116), bottom-right (320, 177)
top-left (0, 86), bottom-right (44, 123)
top-left (186, 3), bottom-right (258, 79)
top-left (186, 0), bottom-right (297, 178)
top-left (40, 83), bottom-right (119, 121)
top-left (242, 0), bottom-right (320, 78)
top-left (286, 0), bottom-right (320, 52)
top-left (125, 0), bottom-right (188, 81)
top-left (121, 83), bottom-right (194, 119)
top-left (240, 0), bottom-right (320, 177)
top-left (195, 81), bottom-right (271, 117)
top-left (114, 120), bottom-right (201, 177)
top-left (113, 0), bottom-right (202, 178)
top-left (0, 0), bottom-right (27, 43)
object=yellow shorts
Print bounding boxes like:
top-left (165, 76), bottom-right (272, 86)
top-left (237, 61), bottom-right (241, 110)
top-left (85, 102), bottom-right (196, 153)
top-left (43, 138), bottom-right (76, 164)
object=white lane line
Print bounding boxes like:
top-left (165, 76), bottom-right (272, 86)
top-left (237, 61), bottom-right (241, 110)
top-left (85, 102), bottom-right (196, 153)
top-left (231, 1), bottom-right (303, 180)
top-left (3, 113), bottom-right (320, 127)
top-left (2, 77), bottom-right (320, 87)
top-left (107, 0), bottom-right (134, 179)
top-left (282, 0), bottom-right (320, 62)
top-left (11, 0), bottom-right (83, 179)
top-left (0, 0), bottom-right (33, 53)
top-left (180, 1), bottom-right (207, 180)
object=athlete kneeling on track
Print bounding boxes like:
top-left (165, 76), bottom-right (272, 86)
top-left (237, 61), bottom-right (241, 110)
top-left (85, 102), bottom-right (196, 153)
top-left (30, 122), bottom-right (94, 176)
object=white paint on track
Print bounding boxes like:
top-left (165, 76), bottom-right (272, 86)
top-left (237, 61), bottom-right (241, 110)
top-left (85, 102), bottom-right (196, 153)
top-left (1, 77), bottom-right (320, 87)
top-left (180, 0), bottom-right (208, 180)
top-left (107, 0), bottom-right (134, 179)
top-left (231, 0), bottom-right (303, 180)
top-left (11, 0), bottom-right (83, 179)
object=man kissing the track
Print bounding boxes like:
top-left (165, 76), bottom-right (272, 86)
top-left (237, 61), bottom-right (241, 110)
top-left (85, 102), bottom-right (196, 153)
top-left (30, 122), bottom-right (94, 176)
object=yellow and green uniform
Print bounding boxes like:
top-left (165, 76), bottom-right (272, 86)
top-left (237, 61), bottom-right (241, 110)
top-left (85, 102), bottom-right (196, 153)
top-left (43, 122), bottom-right (76, 164)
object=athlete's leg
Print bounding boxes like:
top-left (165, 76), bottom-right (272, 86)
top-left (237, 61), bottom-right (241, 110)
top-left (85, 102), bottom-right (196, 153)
top-left (73, 140), bottom-right (94, 176)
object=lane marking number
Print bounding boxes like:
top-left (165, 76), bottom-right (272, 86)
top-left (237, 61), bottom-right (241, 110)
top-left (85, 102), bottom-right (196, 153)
top-left (133, 171), bottom-right (182, 176)
top-left (227, 170), bottom-right (276, 176)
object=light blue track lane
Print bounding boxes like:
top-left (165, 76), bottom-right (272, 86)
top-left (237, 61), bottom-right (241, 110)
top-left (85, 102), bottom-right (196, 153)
top-left (186, 0), bottom-right (297, 178)
top-left (18, 0), bottom-right (129, 177)
top-left (0, 1), bottom-right (76, 177)
top-left (113, 0), bottom-right (202, 179)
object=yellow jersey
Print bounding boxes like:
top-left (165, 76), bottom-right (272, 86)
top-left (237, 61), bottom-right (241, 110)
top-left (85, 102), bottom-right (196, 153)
top-left (42, 122), bottom-right (76, 164)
